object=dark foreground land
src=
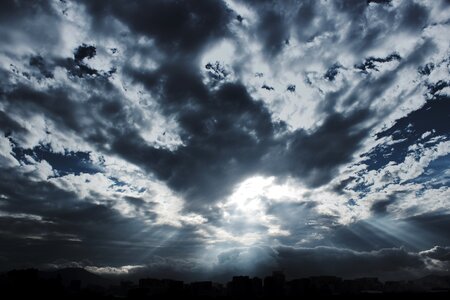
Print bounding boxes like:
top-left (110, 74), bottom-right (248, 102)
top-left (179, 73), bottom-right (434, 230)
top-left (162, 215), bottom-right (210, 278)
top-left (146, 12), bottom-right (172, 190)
top-left (1, 268), bottom-right (450, 299)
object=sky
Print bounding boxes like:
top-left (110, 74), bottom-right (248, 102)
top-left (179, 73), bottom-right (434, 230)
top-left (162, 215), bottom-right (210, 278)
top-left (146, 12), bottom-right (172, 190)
top-left (0, 0), bottom-right (449, 282)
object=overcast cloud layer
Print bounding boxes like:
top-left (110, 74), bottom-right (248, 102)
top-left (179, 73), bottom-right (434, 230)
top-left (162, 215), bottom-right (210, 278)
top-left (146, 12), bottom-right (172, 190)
top-left (0, 0), bottom-right (449, 281)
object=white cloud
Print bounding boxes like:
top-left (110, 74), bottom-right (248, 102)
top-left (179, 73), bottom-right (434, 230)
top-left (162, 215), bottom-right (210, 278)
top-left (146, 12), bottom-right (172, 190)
top-left (85, 264), bottom-right (145, 276)
top-left (0, 135), bottom-right (19, 168)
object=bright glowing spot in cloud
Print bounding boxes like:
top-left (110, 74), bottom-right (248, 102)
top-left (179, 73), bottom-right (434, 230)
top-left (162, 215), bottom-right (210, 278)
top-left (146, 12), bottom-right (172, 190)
top-left (202, 39), bottom-right (236, 67)
top-left (227, 176), bottom-right (307, 204)
top-left (210, 176), bottom-right (309, 247)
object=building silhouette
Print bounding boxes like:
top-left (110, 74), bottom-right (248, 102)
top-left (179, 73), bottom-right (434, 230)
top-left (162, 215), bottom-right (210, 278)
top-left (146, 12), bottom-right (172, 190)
top-left (264, 271), bottom-right (285, 297)
top-left (227, 275), bottom-right (262, 297)
top-left (1, 267), bottom-right (449, 299)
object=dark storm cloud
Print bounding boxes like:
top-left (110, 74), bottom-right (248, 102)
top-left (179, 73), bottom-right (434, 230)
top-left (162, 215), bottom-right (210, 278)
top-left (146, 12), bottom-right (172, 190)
top-left (0, 110), bottom-right (26, 137)
top-left (324, 63), bottom-right (342, 81)
top-left (368, 0), bottom-right (392, 4)
top-left (81, 0), bottom-right (231, 56)
top-left (70, 244), bottom-right (445, 282)
top-left (61, 56), bottom-right (99, 78)
top-left (1, 84), bottom-right (92, 133)
top-left (119, 59), bottom-right (375, 207)
top-left (268, 109), bottom-right (372, 187)
top-left (334, 1), bottom-right (398, 55)
top-left (50, 44), bottom-right (105, 78)
top-left (111, 0), bottom-right (390, 201)
top-left (0, 0), bottom-right (448, 279)
top-left (370, 191), bottom-right (410, 217)
top-left (400, 1), bottom-right (429, 32)
top-left (1, 42), bottom-right (374, 214)
top-left (29, 56), bottom-right (54, 79)
top-left (0, 168), bottom-right (204, 271)
top-left (0, 0), bottom-right (62, 56)
top-left (421, 246), bottom-right (450, 261)
top-left (275, 246), bottom-right (426, 279)
top-left (370, 198), bottom-right (396, 215)
top-left (333, 0), bottom-right (367, 17)
top-left (209, 245), bottom-right (432, 281)
top-left (0, 59), bottom-right (144, 151)
top-left (258, 11), bottom-right (289, 57)
top-left (111, 71), bottom-right (282, 209)
top-left (74, 44), bottom-right (96, 62)
top-left (0, 0), bottom-right (54, 21)
top-left (0, 0), bottom-right (435, 212)
top-left (310, 213), bottom-right (450, 252)
top-left (407, 213), bottom-right (450, 247)
top-left (295, 0), bottom-right (316, 31)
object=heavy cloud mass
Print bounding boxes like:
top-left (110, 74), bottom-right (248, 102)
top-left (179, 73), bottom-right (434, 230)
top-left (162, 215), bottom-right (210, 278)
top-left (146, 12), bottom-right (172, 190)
top-left (0, 0), bottom-right (449, 281)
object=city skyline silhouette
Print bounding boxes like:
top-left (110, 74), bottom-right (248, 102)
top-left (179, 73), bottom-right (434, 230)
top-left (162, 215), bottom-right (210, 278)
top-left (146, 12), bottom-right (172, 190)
top-left (0, 0), bottom-right (449, 296)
